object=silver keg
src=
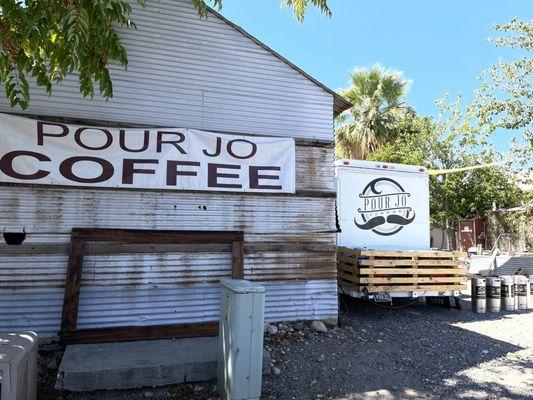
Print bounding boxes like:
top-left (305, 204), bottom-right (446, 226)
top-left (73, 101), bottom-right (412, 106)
top-left (486, 277), bottom-right (501, 313)
top-left (471, 276), bottom-right (486, 313)
top-left (516, 275), bottom-right (528, 311)
top-left (527, 275), bottom-right (533, 310)
top-left (501, 275), bottom-right (515, 311)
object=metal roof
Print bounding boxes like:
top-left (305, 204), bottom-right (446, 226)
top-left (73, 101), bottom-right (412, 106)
top-left (209, 8), bottom-right (353, 117)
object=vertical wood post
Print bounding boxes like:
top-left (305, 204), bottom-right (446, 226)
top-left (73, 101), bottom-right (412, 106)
top-left (412, 255), bottom-right (419, 289)
top-left (232, 240), bottom-right (244, 279)
top-left (60, 237), bottom-right (85, 333)
top-left (368, 255), bottom-right (375, 292)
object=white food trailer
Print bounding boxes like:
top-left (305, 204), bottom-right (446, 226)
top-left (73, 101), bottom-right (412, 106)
top-left (336, 159), bottom-right (430, 250)
top-left (336, 160), bottom-right (466, 302)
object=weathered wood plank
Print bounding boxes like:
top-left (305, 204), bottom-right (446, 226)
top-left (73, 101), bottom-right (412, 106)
top-left (338, 271), bottom-right (358, 284)
top-left (357, 268), bottom-right (468, 275)
top-left (0, 241), bottom-right (337, 255)
top-left (359, 250), bottom-right (467, 258)
top-left (337, 246), bottom-right (361, 256)
top-left (356, 277), bottom-right (467, 284)
top-left (337, 254), bottom-right (358, 264)
top-left (72, 228), bottom-right (244, 244)
top-left (232, 241), bottom-right (244, 279)
top-left (359, 259), bottom-right (463, 267)
top-left (350, 284), bottom-right (468, 293)
top-left (60, 238), bottom-right (85, 333)
top-left (60, 322), bottom-right (219, 344)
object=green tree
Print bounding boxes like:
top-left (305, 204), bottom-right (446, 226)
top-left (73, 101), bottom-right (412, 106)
top-left (335, 64), bottom-right (411, 160)
top-left (452, 18), bottom-right (531, 174)
top-left (368, 18), bottom-right (531, 248)
top-left (0, 0), bottom-right (330, 109)
top-left (369, 111), bottom-right (525, 248)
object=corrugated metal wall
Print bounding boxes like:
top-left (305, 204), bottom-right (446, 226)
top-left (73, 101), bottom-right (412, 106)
top-left (1, 281), bottom-right (338, 337)
top-left (0, 0), bottom-right (339, 338)
top-left (0, 0), bottom-right (333, 141)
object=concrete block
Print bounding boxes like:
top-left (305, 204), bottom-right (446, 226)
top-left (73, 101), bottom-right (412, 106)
top-left (56, 337), bottom-right (270, 392)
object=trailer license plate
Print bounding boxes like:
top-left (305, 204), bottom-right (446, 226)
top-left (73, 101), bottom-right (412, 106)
top-left (374, 293), bottom-right (391, 302)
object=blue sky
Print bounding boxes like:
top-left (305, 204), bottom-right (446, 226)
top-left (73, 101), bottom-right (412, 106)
top-left (219, 0), bottom-right (531, 150)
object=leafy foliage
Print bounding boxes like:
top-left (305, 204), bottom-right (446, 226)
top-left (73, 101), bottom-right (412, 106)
top-left (0, 0), bottom-right (146, 109)
top-left (484, 19), bottom-right (532, 173)
top-left (194, 0), bottom-right (331, 21)
top-left (367, 18), bottom-right (531, 244)
top-left (463, 18), bottom-right (531, 174)
top-left (335, 64), bottom-right (411, 159)
top-left (369, 110), bottom-right (525, 236)
top-left (0, 0), bottom-right (330, 109)
top-left (281, 0), bottom-right (331, 22)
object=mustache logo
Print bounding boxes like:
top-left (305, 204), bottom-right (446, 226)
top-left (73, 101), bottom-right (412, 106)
top-left (354, 216), bottom-right (385, 230)
top-left (386, 213), bottom-right (416, 226)
top-left (355, 212), bottom-right (416, 231)
top-left (355, 177), bottom-right (416, 236)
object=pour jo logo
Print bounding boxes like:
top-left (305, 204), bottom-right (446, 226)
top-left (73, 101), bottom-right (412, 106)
top-left (354, 177), bottom-right (415, 236)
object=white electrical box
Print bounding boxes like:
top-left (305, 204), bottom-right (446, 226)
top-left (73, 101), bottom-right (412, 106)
top-left (336, 159), bottom-right (430, 250)
top-left (218, 279), bottom-right (265, 400)
top-left (0, 332), bottom-right (38, 400)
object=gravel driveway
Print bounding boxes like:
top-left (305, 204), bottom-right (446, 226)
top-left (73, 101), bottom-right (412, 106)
top-left (260, 296), bottom-right (532, 400)
top-left (39, 296), bottom-right (533, 400)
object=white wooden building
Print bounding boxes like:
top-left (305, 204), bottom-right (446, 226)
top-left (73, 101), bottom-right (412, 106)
top-left (0, 0), bottom-right (351, 338)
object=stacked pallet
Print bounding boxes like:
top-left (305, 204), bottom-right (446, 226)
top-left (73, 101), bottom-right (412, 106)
top-left (337, 247), bottom-right (468, 293)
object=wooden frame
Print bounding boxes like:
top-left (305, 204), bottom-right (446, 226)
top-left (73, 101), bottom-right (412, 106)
top-left (337, 247), bottom-right (468, 294)
top-left (59, 228), bottom-right (244, 344)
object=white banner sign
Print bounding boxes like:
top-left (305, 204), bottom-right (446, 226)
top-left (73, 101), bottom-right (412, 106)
top-left (0, 113), bottom-right (296, 193)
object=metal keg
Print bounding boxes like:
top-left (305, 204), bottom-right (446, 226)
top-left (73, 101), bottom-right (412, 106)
top-left (501, 275), bottom-right (515, 311)
top-left (471, 276), bottom-right (486, 313)
top-left (486, 277), bottom-right (501, 313)
top-left (516, 275), bottom-right (528, 311)
top-left (513, 275), bottom-right (521, 310)
top-left (527, 275), bottom-right (533, 310)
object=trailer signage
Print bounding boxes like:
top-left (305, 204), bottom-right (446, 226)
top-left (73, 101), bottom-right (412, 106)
top-left (0, 114), bottom-right (296, 193)
top-left (354, 177), bottom-right (415, 236)
top-left (336, 160), bottom-right (430, 250)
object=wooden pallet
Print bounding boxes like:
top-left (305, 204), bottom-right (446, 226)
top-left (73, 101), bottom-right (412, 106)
top-left (337, 247), bottom-right (468, 293)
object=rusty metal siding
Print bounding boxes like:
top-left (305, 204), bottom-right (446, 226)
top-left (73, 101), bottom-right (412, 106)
top-left (0, 183), bottom-right (338, 337)
top-left (0, 250), bottom-right (335, 289)
top-left (0, 185), bottom-right (335, 234)
top-left (0, 0), bottom-right (334, 141)
top-left (0, 281), bottom-right (337, 337)
top-left (296, 146), bottom-right (335, 192)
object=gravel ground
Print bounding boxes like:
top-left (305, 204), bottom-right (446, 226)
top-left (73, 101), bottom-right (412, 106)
top-left (38, 296), bottom-right (533, 400)
top-left (261, 297), bottom-right (532, 400)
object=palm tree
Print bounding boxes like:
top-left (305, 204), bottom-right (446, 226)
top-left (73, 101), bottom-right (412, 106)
top-left (335, 64), bottom-right (411, 159)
